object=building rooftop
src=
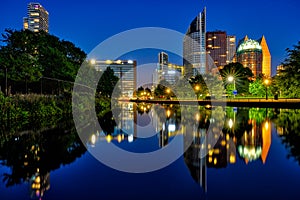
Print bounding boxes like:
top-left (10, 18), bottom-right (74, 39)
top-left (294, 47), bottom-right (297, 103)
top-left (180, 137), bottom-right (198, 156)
top-left (237, 39), bottom-right (262, 54)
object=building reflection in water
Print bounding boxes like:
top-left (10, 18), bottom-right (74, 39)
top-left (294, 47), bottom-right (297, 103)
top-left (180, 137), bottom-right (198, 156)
top-left (0, 121), bottom-right (86, 200)
top-left (183, 106), bottom-right (272, 193)
top-left (88, 102), bottom-right (137, 145)
top-left (88, 103), bottom-right (274, 194)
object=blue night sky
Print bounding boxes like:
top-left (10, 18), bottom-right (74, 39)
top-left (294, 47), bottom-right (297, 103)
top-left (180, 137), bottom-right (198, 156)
top-left (1, 0), bottom-right (300, 79)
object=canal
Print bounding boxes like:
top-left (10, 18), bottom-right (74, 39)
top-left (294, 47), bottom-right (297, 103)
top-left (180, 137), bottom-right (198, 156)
top-left (0, 103), bottom-right (300, 199)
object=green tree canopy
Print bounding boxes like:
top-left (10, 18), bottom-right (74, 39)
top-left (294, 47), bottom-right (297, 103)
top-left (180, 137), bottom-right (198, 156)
top-left (273, 41), bottom-right (300, 98)
top-left (97, 67), bottom-right (119, 98)
top-left (0, 29), bottom-right (86, 84)
top-left (219, 62), bottom-right (254, 95)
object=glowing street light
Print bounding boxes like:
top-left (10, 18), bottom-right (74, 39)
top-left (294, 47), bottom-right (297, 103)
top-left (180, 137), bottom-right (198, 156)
top-left (90, 59), bottom-right (96, 65)
top-left (264, 79), bottom-right (270, 100)
top-left (228, 75), bottom-right (236, 97)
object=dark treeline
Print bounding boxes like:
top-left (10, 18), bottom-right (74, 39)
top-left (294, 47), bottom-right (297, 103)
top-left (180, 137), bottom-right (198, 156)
top-left (0, 29), bottom-right (86, 95)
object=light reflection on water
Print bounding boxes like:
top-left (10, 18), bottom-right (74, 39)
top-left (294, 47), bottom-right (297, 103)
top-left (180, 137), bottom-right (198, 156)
top-left (0, 103), bottom-right (300, 199)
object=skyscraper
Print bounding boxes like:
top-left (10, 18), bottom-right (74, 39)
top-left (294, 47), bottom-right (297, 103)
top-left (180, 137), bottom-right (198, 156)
top-left (153, 52), bottom-right (184, 85)
top-left (91, 60), bottom-right (137, 98)
top-left (258, 36), bottom-right (271, 77)
top-left (206, 31), bottom-right (227, 69)
top-left (226, 35), bottom-right (236, 64)
top-left (236, 38), bottom-right (262, 77)
top-left (183, 7), bottom-right (206, 77)
top-left (236, 36), bottom-right (271, 77)
top-left (23, 2), bottom-right (49, 33)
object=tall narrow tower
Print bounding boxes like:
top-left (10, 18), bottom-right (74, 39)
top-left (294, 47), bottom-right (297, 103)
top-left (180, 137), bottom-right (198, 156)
top-left (183, 7), bottom-right (206, 77)
top-left (23, 2), bottom-right (49, 33)
top-left (259, 36), bottom-right (271, 77)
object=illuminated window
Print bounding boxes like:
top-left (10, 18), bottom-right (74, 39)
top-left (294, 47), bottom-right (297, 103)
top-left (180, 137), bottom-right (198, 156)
top-left (30, 12), bottom-right (39, 16)
top-left (34, 19), bottom-right (40, 22)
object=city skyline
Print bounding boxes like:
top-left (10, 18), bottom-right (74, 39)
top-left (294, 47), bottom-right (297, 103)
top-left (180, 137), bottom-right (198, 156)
top-left (0, 0), bottom-right (300, 77)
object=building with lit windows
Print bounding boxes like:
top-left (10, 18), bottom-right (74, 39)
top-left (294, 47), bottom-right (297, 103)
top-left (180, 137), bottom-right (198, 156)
top-left (206, 31), bottom-right (227, 69)
top-left (226, 35), bottom-right (236, 64)
top-left (153, 52), bottom-right (184, 85)
top-left (237, 36), bottom-right (271, 77)
top-left (183, 7), bottom-right (206, 76)
top-left (236, 37), bottom-right (263, 77)
top-left (258, 36), bottom-right (271, 77)
top-left (23, 2), bottom-right (49, 33)
top-left (90, 60), bottom-right (137, 98)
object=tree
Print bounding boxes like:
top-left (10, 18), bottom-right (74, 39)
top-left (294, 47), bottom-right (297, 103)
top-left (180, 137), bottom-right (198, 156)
top-left (97, 67), bottom-right (119, 98)
top-left (0, 29), bottom-right (86, 94)
top-left (273, 41), bottom-right (300, 98)
top-left (189, 74), bottom-right (224, 98)
top-left (136, 86), bottom-right (145, 97)
top-left (219, 62), bottom-right (254, 95)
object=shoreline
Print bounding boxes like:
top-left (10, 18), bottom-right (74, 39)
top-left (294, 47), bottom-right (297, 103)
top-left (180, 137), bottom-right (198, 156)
top-left (127, 98), bottom-right (300, 108)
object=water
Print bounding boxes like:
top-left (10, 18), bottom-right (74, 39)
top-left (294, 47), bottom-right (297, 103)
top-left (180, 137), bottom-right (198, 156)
top-left (0, 103), bottom-right (300, 200)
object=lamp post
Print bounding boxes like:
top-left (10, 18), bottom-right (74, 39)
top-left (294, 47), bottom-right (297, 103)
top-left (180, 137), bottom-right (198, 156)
top-left (264, 79), bottom-right (270, 100)
top-left (195, 84), bottom-right (200, 99)
top-left (228, 76), bottom-right (236, 97)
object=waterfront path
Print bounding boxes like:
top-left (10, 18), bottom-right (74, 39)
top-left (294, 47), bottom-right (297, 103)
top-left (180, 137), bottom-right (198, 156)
top-left (128, 98), bottom-right (300, 108)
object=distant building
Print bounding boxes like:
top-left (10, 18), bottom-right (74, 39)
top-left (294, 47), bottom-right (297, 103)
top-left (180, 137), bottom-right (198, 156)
top-left (236, 37), bottom-right (263, 77)
top-left (226, 35), bottom-right (236, 64)
top-left (23, 2), bottom-right (49, 33)
top-left (258, 36), bottom-right (271, 77)
top-left (183, 7), bottom-right (206, 76)
top-left (91, 60), bottom-right (137, 98)
top-left (153, 52), bottom-right (184, 85)
top-left (276, 65), bottom-right (284, 76)
top-left (158, 52), bottom-right (169, 70)
top-left (206, 31), bottom-right (227, 69)
top-left (236, 36), bottom-right (271, 77)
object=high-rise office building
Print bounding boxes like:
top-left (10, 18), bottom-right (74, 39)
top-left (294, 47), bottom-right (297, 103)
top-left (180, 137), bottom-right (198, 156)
top-left (153, 52), bottom-right (184, 85)
top-left (226, 35), bottom-right (236, 64)
top-left (206, 31), bottom-right (227, 69)
top-left (236, 36), bottom-right (271, 77)
top-left (23, 2), bottom-right (49, 33)
top-left (237, 38), bottom-right (262, 77)
top-left (183, 7), bottom-right (206, 77)
top-left (258, 36), bottom-right (271, 77)
top-left (91, 60), bottom-right (137, 98)
top-left (158, 52), bottom-right (169, 70)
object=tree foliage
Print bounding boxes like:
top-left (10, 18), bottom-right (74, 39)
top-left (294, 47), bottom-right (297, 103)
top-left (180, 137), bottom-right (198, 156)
top-left (0, 29), bottom-right (86, 93)
top-left (273, 41), bottom-right (300, 98)
top-left (97, 67), bottom-right (119, 98)
top-left (219, 62), bottom-right (254, 95)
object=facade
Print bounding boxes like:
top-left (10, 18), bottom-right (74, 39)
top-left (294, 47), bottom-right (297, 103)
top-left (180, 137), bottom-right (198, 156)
top-left (153, 52), bottom-right (184, 85)
top-left (183, 7), bottom-right (206, 76)
top-left (206, 31), bottom-right (227, 69)
top-left (258, 36), bottom-right (271, 77)
top-left (226, 35), bottom-right (236, 64)
top-left (236, 36), bottom-right (271, 77)
top-left (158, 52), bottom-right (169, 70)
top-left (23, 3), bottom-right (49, 33)
top-left (236, 38), bottom-right (263, 77)
top-left (91, 60), bottom-right (137, 98)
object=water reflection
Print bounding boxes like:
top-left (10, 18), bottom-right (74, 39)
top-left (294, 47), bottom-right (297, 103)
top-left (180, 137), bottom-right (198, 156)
top-left (0, 121), bottom-right (86, 199)
top-left (1, 103), bottom-right (300, 199)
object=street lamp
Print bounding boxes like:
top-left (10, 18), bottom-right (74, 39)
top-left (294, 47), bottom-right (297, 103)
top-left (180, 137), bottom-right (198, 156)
top-left (228, 75), bottom-right (236, 97)
top-left (264, 79), bottom-right (270, 100)
top-left (194, 85), bottom-right (200, 99)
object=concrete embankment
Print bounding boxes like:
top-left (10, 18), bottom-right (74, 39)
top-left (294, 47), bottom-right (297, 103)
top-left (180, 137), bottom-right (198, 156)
top-left (129, 98), bottom-right (300, 109)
